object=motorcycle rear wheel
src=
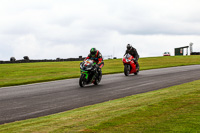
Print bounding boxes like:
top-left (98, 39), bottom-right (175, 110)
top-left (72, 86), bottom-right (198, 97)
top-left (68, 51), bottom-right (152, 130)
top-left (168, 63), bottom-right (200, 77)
top-left (94, 72), bottom-right (102, 85)
top-left (134, 64), bottom-right (140, 75)
top-left (134, 69), bottom-right (139, 75)
top-left (79, 74), bottom-right (86, 87)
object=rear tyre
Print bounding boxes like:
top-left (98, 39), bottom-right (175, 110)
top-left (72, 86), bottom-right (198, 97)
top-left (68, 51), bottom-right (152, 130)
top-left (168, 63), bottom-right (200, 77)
top-left (124, 64), bottom-right (130, 76)
top-left (94, 71), bottom-right (102, 85)
top-left (79, 74), bottom-right (86, 87)
top-left (134, 69), bottom-right (139, 75)
top-left (134, 64), bottom-right (140, 75)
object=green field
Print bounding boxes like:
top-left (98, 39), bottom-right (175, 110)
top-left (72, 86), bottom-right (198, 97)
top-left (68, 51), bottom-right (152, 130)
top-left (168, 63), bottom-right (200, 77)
top-left (0, 55), bottom-right (199, 132)
top-left (0, 55), bottom-right (200, 87)
top-left (0, 79), bottom-right (199, 132)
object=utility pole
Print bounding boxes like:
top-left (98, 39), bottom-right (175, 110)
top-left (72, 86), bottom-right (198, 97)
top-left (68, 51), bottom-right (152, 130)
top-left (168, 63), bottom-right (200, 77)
top-left (113, 46), bottom-right (115, 59)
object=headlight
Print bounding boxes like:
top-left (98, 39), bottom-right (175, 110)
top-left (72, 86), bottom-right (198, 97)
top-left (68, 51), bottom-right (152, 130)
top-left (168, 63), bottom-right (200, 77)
top-left (126, 59), bottom-right (131, 62)
top-left (85, 67), bottom-right (92, 70)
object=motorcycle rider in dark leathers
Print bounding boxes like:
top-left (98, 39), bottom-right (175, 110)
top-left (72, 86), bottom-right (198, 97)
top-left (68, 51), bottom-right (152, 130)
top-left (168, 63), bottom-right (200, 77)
top-left (124, 44), bottom-right (139, 70)
top-left (84, 48), bottom-right (104, 76)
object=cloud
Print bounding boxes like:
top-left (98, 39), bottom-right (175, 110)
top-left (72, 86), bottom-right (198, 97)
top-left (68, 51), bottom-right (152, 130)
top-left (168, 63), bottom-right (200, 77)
top-left (0, 0), bottom-right (200, 60)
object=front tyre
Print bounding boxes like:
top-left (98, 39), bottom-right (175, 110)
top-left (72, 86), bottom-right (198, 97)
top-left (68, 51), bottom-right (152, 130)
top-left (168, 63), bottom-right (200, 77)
top-left (124, 64), bottom-right (130, 76)
top-left (79, 74), bottom-right (86, 87)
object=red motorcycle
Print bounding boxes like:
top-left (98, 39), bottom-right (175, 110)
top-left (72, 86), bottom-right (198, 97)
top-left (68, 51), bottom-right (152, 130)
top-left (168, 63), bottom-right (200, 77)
top-left (122, 54), bottom-right (139, 76)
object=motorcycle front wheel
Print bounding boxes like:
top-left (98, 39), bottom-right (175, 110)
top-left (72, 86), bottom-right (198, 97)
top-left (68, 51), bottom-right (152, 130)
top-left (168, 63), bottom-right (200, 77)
top-left (124, 64), bottom-right (130, 76)
top-left (79, 74), bottom-right (86, 87)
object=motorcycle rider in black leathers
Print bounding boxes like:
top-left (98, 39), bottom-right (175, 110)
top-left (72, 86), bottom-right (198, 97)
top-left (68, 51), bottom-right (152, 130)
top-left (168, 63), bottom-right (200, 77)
top-left (124, 44), bottom-right (139, 70)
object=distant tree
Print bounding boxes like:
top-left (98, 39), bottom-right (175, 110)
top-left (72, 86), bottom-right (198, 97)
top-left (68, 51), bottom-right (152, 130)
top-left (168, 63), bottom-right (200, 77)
top-left (10, 57), bottom-right (16, 62)
top-left (23, 56), bottom-right (29, 61)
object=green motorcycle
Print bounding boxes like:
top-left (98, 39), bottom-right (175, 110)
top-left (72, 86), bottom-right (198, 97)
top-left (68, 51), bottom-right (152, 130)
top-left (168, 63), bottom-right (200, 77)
top-left (79, 59), bottom-right (102, 87)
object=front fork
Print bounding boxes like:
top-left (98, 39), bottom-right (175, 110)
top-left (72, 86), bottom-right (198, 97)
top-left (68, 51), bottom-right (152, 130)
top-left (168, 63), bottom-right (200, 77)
top-left (81, 70), bottom-right (89, 80)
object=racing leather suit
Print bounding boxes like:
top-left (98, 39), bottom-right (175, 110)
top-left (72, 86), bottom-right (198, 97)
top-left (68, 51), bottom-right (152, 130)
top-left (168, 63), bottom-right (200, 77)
top-left (124, 47), bottom-right (139, 69)
top-left (85, 50), bottom-right (104, 75)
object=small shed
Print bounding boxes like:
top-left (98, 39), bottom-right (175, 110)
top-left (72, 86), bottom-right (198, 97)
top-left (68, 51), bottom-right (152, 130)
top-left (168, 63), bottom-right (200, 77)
top-left (175, 46), bottom-right (189, 56)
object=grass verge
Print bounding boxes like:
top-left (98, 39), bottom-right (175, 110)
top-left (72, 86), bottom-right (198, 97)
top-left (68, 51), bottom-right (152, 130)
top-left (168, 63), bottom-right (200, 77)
top-left (0, 55), bottom-right (200, 87)
top-left (0, 80), bottom-right (199, 132)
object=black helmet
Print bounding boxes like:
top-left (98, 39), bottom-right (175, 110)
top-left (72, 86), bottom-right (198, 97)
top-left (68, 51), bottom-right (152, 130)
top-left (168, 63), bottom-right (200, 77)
top-left (127, 44), bottom-right (132, 50)
top-left (90, 48), bottom-right (97, 56)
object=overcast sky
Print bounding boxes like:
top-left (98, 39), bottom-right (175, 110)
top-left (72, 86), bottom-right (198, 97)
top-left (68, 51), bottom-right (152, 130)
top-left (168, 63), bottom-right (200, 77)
top-left (0, 0), bottom-right (200, 60)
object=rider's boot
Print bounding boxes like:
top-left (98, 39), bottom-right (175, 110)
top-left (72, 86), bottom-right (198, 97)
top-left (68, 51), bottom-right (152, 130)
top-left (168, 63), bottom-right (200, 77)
top-left (136, 63), bottom-right (139, 71)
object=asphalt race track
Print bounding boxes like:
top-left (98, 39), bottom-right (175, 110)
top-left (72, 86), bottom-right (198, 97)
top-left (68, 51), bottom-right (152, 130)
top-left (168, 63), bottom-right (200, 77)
top-left (0, 65), bottom-right (200, 124)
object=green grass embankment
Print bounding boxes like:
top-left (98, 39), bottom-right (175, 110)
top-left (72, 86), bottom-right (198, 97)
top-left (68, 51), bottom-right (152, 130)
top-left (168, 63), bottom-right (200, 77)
top-left (0, 80), bottom-right (199, 132)
top-left (0, 55), bottom-right (199, 87)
